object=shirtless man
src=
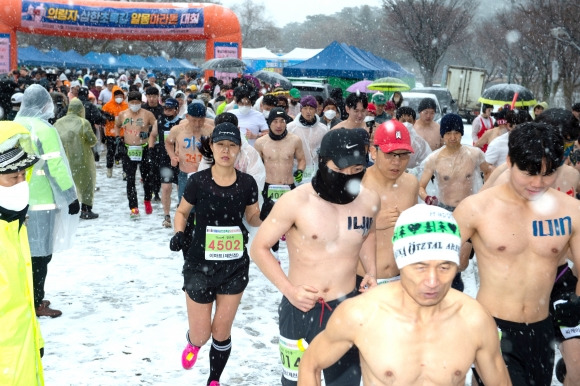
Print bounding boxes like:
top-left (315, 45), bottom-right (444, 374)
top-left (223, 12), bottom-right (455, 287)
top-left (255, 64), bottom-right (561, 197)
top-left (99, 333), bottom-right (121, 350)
top-left (356, 120), bottom-right (418, 287)
top-left (250, 129), bottom-right (380, 386)
top-left (419, 114), bottom-right (490, 290)
top-left (298, 205), bottom-right (511, 386)
top-left (254, 107), bottom-right (306, 217)
top-left (481, 113), bottom-right (580, 385)
top-left (454, 122), bottom-right (580, 386)
top-left (414, 97), bottom-right (441, 151)
top-left (165, 101), bottom-right (214, 204)
top-left (115, 91), bottom-right (158, 218)
top-left (332, 92), bottom-right (368, 131)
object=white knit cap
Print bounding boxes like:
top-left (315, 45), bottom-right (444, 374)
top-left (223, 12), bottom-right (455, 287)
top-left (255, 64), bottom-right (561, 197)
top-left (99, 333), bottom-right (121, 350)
top-left (392, 204), bottom-right (461, 269)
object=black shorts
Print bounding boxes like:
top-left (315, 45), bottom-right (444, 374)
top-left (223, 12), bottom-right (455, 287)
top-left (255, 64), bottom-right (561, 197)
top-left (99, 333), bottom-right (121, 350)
top-left (550, 263), bottom-right (580, 342)
top-left (182, 256), bottom-right (249, 304)
top-left (260, 182), bottom-right (295, 220)
top-left (159, 164), bottom-right (179, 184)
top-left (473, 316), bottom-right (554, 386)
top-left (278, 289), bottom-right (360, 386)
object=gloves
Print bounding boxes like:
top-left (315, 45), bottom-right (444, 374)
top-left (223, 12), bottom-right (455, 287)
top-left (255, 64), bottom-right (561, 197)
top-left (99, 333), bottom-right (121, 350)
top-left (68, 199), bottom-right (80, 215)
top-left (293, 169), bottom-right (304, 184)
top-left (424, 195), bottom-right (439, 206)
top-left (139, 131), bottom-right (150, 140)
top-left (553, 292), bottom-right (580, 327)
top-left (170, 231), bottom-right (184, 251)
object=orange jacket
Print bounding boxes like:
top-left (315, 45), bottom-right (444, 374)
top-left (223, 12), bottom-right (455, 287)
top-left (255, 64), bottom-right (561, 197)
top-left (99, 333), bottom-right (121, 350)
top-left (102, 86), bottom-right (128, 137)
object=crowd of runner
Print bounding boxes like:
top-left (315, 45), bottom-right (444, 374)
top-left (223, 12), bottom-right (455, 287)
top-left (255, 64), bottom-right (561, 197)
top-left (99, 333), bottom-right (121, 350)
top-left (2, 65), bottom-right (580, 386)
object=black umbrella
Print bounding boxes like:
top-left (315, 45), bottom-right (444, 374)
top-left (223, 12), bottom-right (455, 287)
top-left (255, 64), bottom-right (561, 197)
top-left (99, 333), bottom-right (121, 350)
top-left (200, 58), bottom-right (246, 73)
top-left (478, 83), bottom-right (536, 107)
top-left (252, 70), bottom-right (292, 89)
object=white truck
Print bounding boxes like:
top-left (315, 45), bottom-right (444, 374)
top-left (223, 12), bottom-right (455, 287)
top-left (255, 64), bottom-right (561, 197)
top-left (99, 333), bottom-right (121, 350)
top-left (442, 65), bottom-right (486, 123)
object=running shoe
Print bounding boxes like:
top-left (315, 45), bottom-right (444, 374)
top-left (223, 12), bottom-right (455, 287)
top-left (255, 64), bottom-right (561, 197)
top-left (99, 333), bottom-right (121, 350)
top-left (153, 194), bottom-right (161, 202)
top-left (130, 208), bottom-right (140, 220)
top-left (181, 343), bottom-right (200, 370)
top-left (144, 200), bottom-right (153, 214)
top-left (208, 382), bottom-right (220, 386)
top-left (80, 211), bottom-right (99, 220)
top-left (162, 215), bottom-right (171, 228)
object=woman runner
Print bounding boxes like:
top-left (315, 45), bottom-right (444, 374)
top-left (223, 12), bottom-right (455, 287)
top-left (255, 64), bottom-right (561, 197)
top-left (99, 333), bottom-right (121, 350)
top-left (169, 122), bottom-right (262, 386)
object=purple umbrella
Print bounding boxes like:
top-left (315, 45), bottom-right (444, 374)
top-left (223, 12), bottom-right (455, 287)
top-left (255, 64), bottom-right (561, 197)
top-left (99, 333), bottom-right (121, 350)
top-left (346, 80), bottom-right (374, 94)
top-left (242, 74), bottom-right (261, 89)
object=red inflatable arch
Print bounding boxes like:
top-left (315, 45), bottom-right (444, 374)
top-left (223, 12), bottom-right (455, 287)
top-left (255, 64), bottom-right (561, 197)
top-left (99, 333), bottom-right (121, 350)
top-left (0, 0), bottom-right (242, 72)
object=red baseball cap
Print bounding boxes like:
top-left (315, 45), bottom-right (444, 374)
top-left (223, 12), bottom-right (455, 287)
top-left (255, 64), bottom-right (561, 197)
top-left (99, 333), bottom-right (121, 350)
top-left (225, 90), bottom-right (234, 99)
top-left (373, 120), bottom-right (414, 153)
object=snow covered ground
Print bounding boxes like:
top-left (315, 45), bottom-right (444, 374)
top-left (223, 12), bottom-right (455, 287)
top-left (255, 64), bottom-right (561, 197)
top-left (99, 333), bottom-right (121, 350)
top-left (38, 125), bottom-right (561, 385)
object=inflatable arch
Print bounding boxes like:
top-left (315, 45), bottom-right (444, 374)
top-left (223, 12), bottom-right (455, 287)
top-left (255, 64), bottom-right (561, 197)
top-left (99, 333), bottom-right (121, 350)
top-left (0, 0), bottom-right (242, 73)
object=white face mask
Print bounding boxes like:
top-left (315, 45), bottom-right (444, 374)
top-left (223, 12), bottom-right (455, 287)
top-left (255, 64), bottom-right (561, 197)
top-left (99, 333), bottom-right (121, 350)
top-left (262, 109), bottom-right (270, 118)
top-left (0, 180), bottom-right (30, 212)
top-left (129, 104), bottom-right (141, 113)
top-left (238, 106), bottom-right (251, 115)
top-left (324, 110), bottom-right (337, 120)
top-left (115, 97), bottom-right (123, 104)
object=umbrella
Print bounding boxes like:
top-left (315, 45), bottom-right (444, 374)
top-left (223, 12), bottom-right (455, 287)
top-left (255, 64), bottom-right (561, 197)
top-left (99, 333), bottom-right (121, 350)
top-left (478, 83), bottom-right (536, 107)
top-left (346, 80), bottom-right (374, 94)
top-left (242, 74), bottom-right (261, 89)
top-left (200, 58), bottom-right (246, 73)
top-left (253, 70), bottom-right (292, 89)
top-left (367, 77), bottom-right (410, 92)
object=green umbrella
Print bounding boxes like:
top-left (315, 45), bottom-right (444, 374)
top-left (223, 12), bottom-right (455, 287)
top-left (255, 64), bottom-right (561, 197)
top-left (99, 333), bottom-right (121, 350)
top-left (367, 77), bottom-right (410, 92)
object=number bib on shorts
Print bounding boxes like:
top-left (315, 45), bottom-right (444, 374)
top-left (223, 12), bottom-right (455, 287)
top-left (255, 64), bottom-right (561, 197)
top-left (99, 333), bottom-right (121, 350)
top-left (279, 336), bottom-right (308, 381)
top-left (205, 226), bottom-right (244, 261)
top-left (267, 184), bottom-right (291, 201)
top-left (126, 144), bottom-right (145, 161)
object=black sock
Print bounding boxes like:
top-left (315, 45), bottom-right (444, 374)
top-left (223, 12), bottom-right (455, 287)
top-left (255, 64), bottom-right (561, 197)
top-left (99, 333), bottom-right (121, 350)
top-left (207, 336), bottom-right (231, 385)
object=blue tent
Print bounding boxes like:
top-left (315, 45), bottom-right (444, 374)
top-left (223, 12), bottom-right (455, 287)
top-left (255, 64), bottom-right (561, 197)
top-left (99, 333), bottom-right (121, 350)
top-left (42, 49), bottom-right (93, 68)
top-left (283, 41), bottom-right (414, 81)
top-left (84, 52), bottom-right (129, 70)
top-left (18, 47), bottom-right (55, 67)
top-left (119, 54), bottom-right (152, 70)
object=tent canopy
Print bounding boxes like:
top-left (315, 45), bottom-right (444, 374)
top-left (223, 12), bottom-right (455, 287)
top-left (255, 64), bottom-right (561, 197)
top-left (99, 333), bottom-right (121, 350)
top-left (282, 41), bottom-right (414, 81)
top-left (279, 48), bottom-right (323, 61)
top-left (242, 47), bottom-right (279, 60)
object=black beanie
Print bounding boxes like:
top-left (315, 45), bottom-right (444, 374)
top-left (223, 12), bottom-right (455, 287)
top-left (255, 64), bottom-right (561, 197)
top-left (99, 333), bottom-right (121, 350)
top-left (418, 97), bottom-right (437, 113)
top-left (439, 113), bottom-right (464, 137)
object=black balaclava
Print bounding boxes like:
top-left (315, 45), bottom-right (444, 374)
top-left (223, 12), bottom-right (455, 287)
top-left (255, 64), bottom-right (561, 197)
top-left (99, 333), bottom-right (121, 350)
top-left (311, 158), bottom-right (365, 205)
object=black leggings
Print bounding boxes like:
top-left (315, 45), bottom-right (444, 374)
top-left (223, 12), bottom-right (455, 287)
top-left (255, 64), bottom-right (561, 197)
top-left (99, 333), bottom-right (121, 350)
top-left (105, 136), bottom-right (124, 169)
top-left (125, 148), bottom-right (152, 209)
top-left (32, 254), bottom-right (52, 308)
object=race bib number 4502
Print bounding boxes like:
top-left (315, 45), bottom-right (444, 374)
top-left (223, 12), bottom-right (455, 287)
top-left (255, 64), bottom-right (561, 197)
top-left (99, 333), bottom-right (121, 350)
top-left (205, 226), bottom-right (243, 261)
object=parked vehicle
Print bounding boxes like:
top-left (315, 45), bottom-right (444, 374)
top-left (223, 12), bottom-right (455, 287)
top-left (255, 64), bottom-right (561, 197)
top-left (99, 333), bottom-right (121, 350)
top-left (401, 92), bottom-right (442, 122)
top-left (441, 65), bottom-right (486, 123)
top-left (288, 77), bottom-right (332, 100)
top-left (408, 86), bottom-right (458, 115)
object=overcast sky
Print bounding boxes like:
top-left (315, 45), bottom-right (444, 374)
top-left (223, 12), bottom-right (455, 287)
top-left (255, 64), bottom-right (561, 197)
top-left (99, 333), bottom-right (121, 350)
top-left (220, 0), bottom-right (384, 28)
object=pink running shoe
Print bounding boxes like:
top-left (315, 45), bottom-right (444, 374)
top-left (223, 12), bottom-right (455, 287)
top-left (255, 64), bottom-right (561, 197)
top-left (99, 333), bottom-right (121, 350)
top-left (181, 343), bottom-right (199, 370)
top-left (208, 382), bottom-right (220, 386)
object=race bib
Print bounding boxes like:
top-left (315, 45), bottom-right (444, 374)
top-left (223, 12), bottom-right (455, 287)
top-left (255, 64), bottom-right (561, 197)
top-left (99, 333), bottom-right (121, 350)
top-left (302, 166), bottom-right (315, 183)
top-left (126, 145), bottom-right (145, 161)
top-left (279, 336), bottom-right (308, 381)
top-left (205, 226), bottom-right (244, 261)
top-left (267, 184), bottom-right (291, 201)
top-left (377, 275), bottom-right (400, 285)
top-left (559, 325), bottom-right (580, 339)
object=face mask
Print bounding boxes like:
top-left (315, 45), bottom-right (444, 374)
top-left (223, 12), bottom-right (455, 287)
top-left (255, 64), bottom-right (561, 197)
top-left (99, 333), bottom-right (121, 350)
top-left (311, 162), bottom-right (365, 205)
top-left (290, 100), bottom-right (298, 106)
top-left (129, 104), bottom-right (141, 113)
top-left (324, 110), bottom-right (337, 120)
top-left (238, 106), bottom-right (251, 115)
top-left (115, 97), bottom-right (123, 104)
top-left (262, 109), bottom-right (270, 119)
top-left (0, 180), bottom-right (30, 212)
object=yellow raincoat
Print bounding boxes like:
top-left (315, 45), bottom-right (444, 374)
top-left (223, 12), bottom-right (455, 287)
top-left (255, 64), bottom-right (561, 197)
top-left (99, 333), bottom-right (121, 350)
top-left (0, 122), bottom-right (45, 386)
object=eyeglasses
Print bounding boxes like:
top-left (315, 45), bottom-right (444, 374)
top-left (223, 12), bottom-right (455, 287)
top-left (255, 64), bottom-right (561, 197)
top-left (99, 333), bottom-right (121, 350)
top-left (377, 148), bottom-right (411, 160)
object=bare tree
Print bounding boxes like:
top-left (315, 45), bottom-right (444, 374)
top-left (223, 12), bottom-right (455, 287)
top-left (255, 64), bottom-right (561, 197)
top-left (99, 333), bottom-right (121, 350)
top-left (382, 0), bottom-right (477, 86)
top-left (230, 0), bottom-right (281, 48)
